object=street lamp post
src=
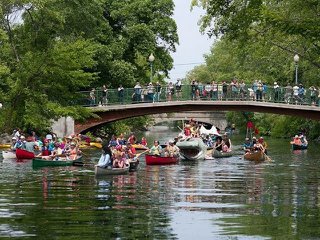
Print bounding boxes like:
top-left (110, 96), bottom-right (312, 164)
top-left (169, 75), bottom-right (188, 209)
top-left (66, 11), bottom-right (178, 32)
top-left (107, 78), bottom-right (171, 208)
top-left (148, 53), bottom-right (155, 82)
top-left (294, 54), bottom-right (299, 85)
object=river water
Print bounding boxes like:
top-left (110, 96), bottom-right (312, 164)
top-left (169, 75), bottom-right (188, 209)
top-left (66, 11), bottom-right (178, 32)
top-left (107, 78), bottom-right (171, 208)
top-left (1, 126), bottom-right (320, 239)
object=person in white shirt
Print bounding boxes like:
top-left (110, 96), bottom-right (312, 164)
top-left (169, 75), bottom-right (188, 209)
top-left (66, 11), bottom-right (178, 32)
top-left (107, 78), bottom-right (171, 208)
top-left (293, 84), bottom-right (299, 103)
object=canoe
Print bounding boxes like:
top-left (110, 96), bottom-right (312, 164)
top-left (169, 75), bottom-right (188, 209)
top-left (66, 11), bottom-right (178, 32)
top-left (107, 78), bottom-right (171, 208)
top-left (32, 156), bottom-right (83, 168)
top-left (90, 142), bottom-right (102, 148)
top-left (132, 144), bottom-right (148, 150)
top-left (2, 150), bottom-right (16, 159)
top-left (145, 154), bottom-right (179, 165)
top-left (291, 144), bottom-right (308, 150)
top-left (95, 165), bottom-right (130, 176)
top-left (129, 158), bottom-right (139, 171)
top-left (176, 137), bottom-right (207, 160)
top-left (212, 149), bottom-right (233, 158)
top-left (244, 151), bottom-right (265, 162)
top-left (16, 148), bottom-right (35, 159)
top-left (0, 144), bottom-right (11, 148)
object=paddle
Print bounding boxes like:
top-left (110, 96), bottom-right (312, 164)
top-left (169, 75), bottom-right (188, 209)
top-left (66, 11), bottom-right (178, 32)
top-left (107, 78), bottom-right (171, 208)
top-left (264, 152), bottom-right (272, 162)
top-left (135, 149), bottom-right (149, 158)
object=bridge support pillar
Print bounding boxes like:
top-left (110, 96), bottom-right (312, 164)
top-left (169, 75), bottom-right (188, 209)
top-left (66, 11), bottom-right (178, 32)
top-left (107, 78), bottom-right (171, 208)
top-left (51, 117), bottom-right (74, 138)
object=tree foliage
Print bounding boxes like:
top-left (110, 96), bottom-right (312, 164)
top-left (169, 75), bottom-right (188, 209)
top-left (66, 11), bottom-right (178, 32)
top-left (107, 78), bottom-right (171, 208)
top-left (189, 0), bottom-right (320, 85)
top-left (190, 0), bottom-right (320, 139)
top-left (0, 0), bottom-right (178, 133)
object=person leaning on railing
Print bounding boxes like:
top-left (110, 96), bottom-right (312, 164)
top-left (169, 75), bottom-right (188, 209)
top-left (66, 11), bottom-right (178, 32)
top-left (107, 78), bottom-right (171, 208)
top-left (118, 85), bottom-right (124, 104)
top-left (309, 86), bottom-right (317, 105)
top-left (154, 82), bottom-right (161, 102)
top-left (83, 82), bottom-right (320, 106)
top-left (284, 82), bottom-right (293, 104)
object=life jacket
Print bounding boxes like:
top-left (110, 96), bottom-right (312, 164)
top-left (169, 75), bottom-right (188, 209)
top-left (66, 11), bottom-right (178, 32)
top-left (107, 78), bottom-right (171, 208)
top-left (41, 146), bottom-right (51, 156)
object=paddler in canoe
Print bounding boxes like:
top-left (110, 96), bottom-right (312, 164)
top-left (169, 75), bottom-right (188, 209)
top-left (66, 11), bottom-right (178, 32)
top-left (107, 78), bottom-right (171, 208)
top-left (95, 145), bottom-right (113, 169)
top-left (257, 137), bottom-right (268, 155)
top-left (149, 140), bottom-right (163, 156)
top-left (164, 139), bottom-right (179, 157)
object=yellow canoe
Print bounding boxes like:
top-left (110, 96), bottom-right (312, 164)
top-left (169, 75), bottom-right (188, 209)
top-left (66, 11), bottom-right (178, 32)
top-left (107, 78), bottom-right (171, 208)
top-left (0, 144), bottom-right (11, 148)
top-left (90, 142), bottom-right (102, 149)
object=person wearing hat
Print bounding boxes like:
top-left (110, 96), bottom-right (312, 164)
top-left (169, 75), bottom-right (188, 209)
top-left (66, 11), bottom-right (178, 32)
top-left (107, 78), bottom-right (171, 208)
top-left (14, 136), bottom-right (26, 150)
top-left (11, 137), bottom-right (17, 150)
top-left (251, 136), bottom-right (257, 145)
top-left (298, 84), bottom-right (305, 103)
top-left (243, 137), bottom-right (253, 152)
top-left (290, 135), bottom-right (302, 146)
top-left (164, 140), bottom-right (179, 157)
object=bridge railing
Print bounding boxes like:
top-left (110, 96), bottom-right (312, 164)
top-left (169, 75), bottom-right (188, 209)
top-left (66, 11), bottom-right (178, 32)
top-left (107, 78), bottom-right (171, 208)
top-left (77, 84), bottom-right (319, 107)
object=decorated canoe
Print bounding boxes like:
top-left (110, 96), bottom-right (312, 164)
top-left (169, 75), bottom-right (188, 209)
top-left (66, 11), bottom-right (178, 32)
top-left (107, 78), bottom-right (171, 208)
top-left (16, 148), bottom-right (35, 159)
top-left (95, 165), bottom-right (130, 176)
top-left (244, 151), bottom-right (265, 162)
top-left (212, 150), bottom-right (233, 158)
top-left (145, 154), bottom-right (178, 165)
top-left (176, 137), bottom-right (207, 160)
top-left (2, 150), bottom-right (16, 159)
top-left (291, 144), bottom-right (308, 150)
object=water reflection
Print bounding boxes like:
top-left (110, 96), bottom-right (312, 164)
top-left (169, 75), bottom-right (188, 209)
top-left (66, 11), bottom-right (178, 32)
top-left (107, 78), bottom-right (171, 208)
top-left (0, 130), bottom-right (320, 239)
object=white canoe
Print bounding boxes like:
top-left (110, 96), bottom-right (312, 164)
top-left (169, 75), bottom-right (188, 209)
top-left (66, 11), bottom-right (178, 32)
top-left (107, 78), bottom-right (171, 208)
top-left (95, 165), bottom-right (130, 176)
top-left (2, 150), bottom-right (16, 159)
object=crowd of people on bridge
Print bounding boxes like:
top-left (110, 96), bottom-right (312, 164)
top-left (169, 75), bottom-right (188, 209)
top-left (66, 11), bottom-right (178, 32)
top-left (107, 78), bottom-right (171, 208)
top-left (87, 80), bottom-right (320, 106)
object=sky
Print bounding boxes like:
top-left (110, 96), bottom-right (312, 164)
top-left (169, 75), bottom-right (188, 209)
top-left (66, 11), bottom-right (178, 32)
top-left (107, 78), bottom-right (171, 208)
top-left (168, 1), bottom-right (215, 82)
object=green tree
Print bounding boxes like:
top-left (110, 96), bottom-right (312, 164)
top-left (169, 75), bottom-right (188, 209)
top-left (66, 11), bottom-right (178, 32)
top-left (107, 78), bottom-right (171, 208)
top-left (96, 0), bottom-right (179, 88)
top-left (192, 0), bottom-right (320, 82)
top-left (0, 0), bottom-right (178, 133)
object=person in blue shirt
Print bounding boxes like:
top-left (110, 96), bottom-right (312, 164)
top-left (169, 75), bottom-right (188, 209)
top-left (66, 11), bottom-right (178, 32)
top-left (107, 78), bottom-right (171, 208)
top-left (298, 84), bottom-right (305, 103)
top-left (243, 137), bottom-right (253, 152)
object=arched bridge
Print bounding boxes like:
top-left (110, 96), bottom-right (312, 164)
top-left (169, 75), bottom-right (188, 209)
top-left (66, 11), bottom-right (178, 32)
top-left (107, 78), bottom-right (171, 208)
top-left (151, 111), bottom-right (228, 130)
top-left (74, 100), bottom-right (320, 134)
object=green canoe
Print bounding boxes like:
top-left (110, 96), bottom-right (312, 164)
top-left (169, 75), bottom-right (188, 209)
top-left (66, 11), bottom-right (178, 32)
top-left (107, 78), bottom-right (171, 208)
top-left (32, 156), bottom-right (83, 168)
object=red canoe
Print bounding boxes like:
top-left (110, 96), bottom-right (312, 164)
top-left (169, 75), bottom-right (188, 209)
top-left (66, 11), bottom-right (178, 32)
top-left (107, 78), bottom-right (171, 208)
top-left (145, 154), bottom-right (178, 165)
top-left (16, 148), bottom-right (35, 159)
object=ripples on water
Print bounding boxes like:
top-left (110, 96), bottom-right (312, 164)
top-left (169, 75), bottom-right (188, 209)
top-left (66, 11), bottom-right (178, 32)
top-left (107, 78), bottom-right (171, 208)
top-left (0, 133), bottom-right (320, 239)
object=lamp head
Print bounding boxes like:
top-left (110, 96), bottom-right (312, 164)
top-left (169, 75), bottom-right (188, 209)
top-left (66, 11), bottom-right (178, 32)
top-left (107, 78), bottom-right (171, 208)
top-left (148, 53), bottom-right (155, 62)
top-left (294, 54), bottom-right (299, 63)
